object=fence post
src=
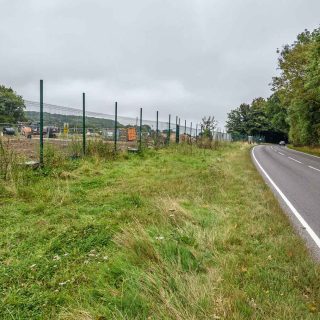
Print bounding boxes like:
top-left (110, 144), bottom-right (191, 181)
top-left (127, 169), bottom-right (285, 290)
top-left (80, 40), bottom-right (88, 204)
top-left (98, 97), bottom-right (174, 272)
top-left (139, 107), bottom-right (142, 151)
top-left (196, 123), bottom-right (198, 142)
top-left (175, 116), bottom-right (179, 144)
top-left (82, 92), bottom-right (86, 155)
top-left (184, 120), bottom-right (186, 134)
top-left (178, 118), bottom-right (181, 143)
top-left (39, 80), bottom-right (44, 166)
top-left (156, 110), bottom-right (159, 146)
top-left (114, 101), bottom-right (118, 152)
top-left (168, 114), bottom-right (171, 145)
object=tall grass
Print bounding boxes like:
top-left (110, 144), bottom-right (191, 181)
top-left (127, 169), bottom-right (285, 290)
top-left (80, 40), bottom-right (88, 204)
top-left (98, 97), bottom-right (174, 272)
top-left (0, 137), bottom-right (16, 180)
top-left (1, 143), bottom-right (320, 319)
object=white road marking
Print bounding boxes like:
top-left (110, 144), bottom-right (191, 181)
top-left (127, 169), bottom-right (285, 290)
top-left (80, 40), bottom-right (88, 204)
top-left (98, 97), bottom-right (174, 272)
top-left (278, 152), bottom-right (285, 156)
top-left (252, 147), bottom-right (320, 249)
top-left (308, 166), bottom-right (320, 173)
top-left (288, 157), bottom-right (302, 164)
top-left (286, 147), bottom-right (320, 160)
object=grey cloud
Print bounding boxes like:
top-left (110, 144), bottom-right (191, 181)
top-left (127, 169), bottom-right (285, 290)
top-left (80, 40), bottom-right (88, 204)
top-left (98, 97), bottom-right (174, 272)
top-left (0, 0), bottom-right (319, 125)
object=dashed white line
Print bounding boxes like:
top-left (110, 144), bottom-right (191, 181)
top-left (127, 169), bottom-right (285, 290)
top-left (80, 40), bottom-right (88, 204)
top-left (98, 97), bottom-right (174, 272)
top-left (278, 152), bottom-right (285, 156)
top-left (288, 157), bottom-right (302, 164)
top-left (252, 147), bottom-right (320, 249)
top-left (308, 166), bottom-right (320, 173)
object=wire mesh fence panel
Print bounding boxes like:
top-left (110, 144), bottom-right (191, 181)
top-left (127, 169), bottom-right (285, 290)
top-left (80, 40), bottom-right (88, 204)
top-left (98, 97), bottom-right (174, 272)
top-left (157, 119), bottom-right (170, 146)
top-left (117, 114), bottom-right (140, 151)
top-left (3, 98), bottom-right (234, 163)
top-left (0, 122), bottom-right (37, 162)
top-left (23, 100), bottom-right (147, 159)
top-left (2, 101), bottom-right (41, 161)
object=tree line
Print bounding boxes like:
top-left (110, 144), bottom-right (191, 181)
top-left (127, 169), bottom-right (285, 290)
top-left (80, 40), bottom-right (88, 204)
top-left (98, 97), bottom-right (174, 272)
top-left (226, 27), bottom-right (320, 146)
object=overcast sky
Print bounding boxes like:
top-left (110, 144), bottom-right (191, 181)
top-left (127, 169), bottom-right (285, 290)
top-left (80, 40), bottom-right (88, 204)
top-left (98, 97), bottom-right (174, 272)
top-left (0, 0), bottom-right (319, 126)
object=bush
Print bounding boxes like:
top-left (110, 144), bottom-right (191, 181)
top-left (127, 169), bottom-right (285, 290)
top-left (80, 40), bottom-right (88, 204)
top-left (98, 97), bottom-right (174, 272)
top-left (86, 139), bottom-right (115, 159)
top-left (197, 137), bottom-right (221, 149)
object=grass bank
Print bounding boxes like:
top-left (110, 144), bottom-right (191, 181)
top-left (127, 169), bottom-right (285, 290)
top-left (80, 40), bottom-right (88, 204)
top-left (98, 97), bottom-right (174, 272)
top-left (288, 145), bottom-right (320, 157)
top-left (1, 143), bottom-right (320, 319)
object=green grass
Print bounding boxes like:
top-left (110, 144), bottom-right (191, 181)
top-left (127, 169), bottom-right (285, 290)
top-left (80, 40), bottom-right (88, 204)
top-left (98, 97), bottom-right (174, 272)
top-left (288, 145), bottom-right (320, 157)
top-left (1, 143), bottom-right (320, 319)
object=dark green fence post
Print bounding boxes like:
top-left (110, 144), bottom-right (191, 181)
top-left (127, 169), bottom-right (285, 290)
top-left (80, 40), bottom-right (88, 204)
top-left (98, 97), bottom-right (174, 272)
top-left (190, 122), bottom-right (192, 144)
top-left (178, 118), bottom-right (181, 143)
top-left (139, 107), bottom-right (142, 151)
top-left (196, 124), bottom-right (198, 142)
top-left (175, 116), bottom-right (179, 143)
top-left (156, 110), bottom-right (159, 146)
top-left (82, 92), bottom-right (86, 155)
top-left (114, 101), bottom-right (118, 152)
top-left (168, 114), bottom-right (171, 145)
top-left (39, 80), bottom-right (44, 166)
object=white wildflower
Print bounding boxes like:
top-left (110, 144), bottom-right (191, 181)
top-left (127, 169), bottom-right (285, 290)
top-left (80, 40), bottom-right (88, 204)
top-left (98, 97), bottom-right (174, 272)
top-left (59, 280), bottom-right (70, 286)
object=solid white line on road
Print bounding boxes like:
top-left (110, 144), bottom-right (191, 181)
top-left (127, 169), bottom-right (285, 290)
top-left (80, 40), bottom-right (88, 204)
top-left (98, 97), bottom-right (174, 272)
top-left (308, 166), bottom-right (320, 173)
top-left (252, 147), bottom-right (320, 249)
top-left (286, 147), bottom-right (320, 160)
top-left (288, 157), bottom-right (302, 164)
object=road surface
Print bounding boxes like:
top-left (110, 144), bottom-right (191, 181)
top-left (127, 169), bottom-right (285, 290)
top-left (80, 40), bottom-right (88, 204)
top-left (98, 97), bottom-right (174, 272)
top-left (252, 144), bottom-right (320, 259)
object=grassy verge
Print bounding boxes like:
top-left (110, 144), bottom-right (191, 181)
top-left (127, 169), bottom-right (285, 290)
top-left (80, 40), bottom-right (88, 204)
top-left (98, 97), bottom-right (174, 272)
top-left (1, 143), bottom-right (320, 319)
top-left (288, 145), bottom-right (320, 157)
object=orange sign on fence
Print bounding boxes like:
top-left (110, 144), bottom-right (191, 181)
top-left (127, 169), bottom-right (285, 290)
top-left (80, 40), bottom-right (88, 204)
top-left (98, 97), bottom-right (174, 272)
top-left (127, 128), bottom-right (137, 141)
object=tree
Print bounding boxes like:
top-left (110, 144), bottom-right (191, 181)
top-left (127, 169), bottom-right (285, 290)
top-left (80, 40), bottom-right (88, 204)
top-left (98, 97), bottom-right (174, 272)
top-left (265, 93), bottom-right (289, 135)
top-left (226, 97), bottom-right (289, 143)
top-left (0, 85), bottom-right (25, 123)
top-left (226, 27), bottom-right (319, 145)
top-left (272, 27), bottom-right (320, 145)
top-left (200, 116), bottom-right (217, 139)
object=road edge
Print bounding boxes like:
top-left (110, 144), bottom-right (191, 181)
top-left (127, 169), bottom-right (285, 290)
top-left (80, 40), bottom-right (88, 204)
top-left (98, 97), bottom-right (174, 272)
top-left (251, 145), bottom-right (320, 261)
top-left (286, 146), bottom-right (320, 159)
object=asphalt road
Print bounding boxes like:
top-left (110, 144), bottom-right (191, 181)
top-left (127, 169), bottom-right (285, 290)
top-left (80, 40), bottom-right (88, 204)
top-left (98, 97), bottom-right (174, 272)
top-left (252, 144), bottom-right (320, 259)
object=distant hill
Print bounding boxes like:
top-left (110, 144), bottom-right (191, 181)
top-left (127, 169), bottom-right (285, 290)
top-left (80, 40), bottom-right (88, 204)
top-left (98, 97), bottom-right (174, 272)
top-left (25, 111), bottom-right (155, 132)
top-left (26, 111), bottom-right (121, 129)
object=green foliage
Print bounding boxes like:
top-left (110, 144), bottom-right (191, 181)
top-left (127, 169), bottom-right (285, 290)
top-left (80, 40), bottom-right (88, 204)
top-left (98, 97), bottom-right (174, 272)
top-left (226, 98), bottom-right (285, 140)
top-left (0, 85), bottom-right (25, 123)
top-left (227, 26), bottom-right (320, 146)
top-left (200, 116), bottom-right (217, 139)
top-left (265, 93), bottom-right (289, 134)
top-left (272, 28), bottom-right (320, 145)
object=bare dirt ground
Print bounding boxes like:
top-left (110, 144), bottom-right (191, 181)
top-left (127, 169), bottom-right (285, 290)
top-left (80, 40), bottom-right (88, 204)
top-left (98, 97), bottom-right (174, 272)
top-left (3, 136), bottom-right (140, 160)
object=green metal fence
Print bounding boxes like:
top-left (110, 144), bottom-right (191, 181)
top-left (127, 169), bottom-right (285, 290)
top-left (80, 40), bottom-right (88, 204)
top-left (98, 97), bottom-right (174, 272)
top-left (1, 80), bottom-right (234, 165)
